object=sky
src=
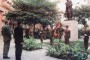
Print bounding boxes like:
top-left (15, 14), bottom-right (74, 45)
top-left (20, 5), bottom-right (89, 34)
top-left (49, 0), bottom-right (87, 12)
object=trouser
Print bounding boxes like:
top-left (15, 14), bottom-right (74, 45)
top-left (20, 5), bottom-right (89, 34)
top-left (40, 33), bottom-right (44, 43)
top-left (15, 44), bottom-right (22, 60)
top-left (84, 37), bottom-right (89, 50)
top-left (3, 40), bottom-right (10, 57)
top-left (65, 38), bottom-right (69, 45)
top-left (50, 37), bottom-right (54, 46)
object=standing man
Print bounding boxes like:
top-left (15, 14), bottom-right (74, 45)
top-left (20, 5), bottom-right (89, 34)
top-left (40, 29), bottom-right (44, 43)
top-left (65, 0), bottom-right (73, 20)
top-left (83, 25), bottom-right (90, 50)
top-left (49, 25), bottom-right (54, 46)
top-left (2, 21), bottom-right (11, 59)
top-left (14, 21), bottom-right (23, 60)
top-left (64, 25), bottom-right (71, 44)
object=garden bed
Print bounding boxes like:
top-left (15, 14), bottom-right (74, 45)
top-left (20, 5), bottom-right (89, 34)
top-left (23, 37), bottom-right (42, 51)
top-left (47, 39), bottom-right (89, 60)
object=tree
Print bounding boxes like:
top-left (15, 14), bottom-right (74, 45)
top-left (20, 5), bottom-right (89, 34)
top-left (73, 5), bottom-right (90, 18)
top-left (6, 0), bottom-right (57, 37)
top-left (6, 0), bottom-right (57, 25)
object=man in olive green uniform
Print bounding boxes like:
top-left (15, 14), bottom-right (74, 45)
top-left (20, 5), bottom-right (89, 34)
top-left (49, 25), bottom-right (54, 46)
top-left (2, 21), bottom-right (11, 59)
top-left (64, 25), bottom-right (70, 44)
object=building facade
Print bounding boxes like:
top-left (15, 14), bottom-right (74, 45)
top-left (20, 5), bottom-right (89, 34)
top-left (0, 0), bottom-right (15, 35)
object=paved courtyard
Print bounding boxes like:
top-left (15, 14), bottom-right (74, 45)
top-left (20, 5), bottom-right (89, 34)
top-left (0, 36), bottom-right (60, 60)
top-left (0, 36), bottom-right (90, 60)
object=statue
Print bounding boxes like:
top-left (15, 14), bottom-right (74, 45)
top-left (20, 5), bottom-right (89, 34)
top-left (65, 0), bottom-right (73, 20)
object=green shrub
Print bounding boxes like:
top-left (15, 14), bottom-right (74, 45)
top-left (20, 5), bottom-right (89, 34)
top-left (47, 40), bottom-right (89, 60)
top-left (23, 37), bottom-right (42, 50)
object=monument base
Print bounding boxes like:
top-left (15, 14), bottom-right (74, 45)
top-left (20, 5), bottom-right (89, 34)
top-left (61, 20), bottom-right (78, 41)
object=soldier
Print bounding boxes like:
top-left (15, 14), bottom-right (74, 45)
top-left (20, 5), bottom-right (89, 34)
top-left (83, 25), bottom-right (90, 50)
top-left (25, 25), bottom-right (30, 38)
top-left (64, 25), bottom-right (71, 44)
top-left (43, 28), bottom-right (47, 40)
top-left (49, 25), bottom-right (54, 46)
top-left (2, 21), bottom-right (11, 59)
top-left (40, 29), bottom-right (44, 43)
top-left (29, 25), bottom-right (33, 37)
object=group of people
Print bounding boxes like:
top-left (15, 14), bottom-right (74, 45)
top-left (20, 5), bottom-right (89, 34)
top-left (1, 20), bottom-right (90, 60)
top-left (1, 21), bottom-right (23, 60)
top-left (1, 20), bottom-right (71, 60)
top-left (39, 23), bottom-right (90, 51)
top-left (39, 22), bottom-right (71, 46)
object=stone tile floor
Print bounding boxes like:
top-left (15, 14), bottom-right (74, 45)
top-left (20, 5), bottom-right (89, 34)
top-left (0, 36), bottom-right (90, 60)
top-left (0, 36), bottom-right (60, 60)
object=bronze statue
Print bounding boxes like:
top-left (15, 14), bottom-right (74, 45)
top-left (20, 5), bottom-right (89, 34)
top-left (65, 0), bottom-right (73, 20)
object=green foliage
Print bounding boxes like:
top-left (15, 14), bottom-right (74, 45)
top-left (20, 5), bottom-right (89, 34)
top-left (14, 0), bottom-right (56, 13)
top-left (6, 0), bottom-right (56, 26)
top-left (47, 40), bottom-right (88, 60)
top-left (23, 37), bottom-right (42, 50)
top-left (14, 0), bottom-right (57, 18)
top-left (6, 11), bottom-right (52, 25)
top-left (73, 5), bottom-right (90, 18)
top-left (40, 19), bottom-right (51, 28)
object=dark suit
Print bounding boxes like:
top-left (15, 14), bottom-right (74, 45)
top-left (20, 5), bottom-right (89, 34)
top-left (83, 29), bottom-right (90, 50)
top-left (14, 26), bottom-right (23, 60)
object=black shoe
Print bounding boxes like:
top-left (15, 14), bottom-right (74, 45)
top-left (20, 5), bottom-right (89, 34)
top-left (3, 56), bottom-right (10, 59)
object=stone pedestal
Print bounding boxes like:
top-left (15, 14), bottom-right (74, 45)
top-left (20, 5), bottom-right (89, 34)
top-left (62, 20), bottom-right (78, 41)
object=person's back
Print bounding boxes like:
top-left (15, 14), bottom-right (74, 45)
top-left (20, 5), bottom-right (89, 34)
top-left (1, 21), bottom-right (11, 59)
top-left (14, 21), bottom-right (23, 60)
top-left (2, 24), bottom-right (11, 38)
top-left (14, 26), bottom-right (23, 44)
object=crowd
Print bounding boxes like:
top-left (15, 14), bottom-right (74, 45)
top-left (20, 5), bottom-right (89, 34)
top-left (1, 20), bottom-right (90, 60)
